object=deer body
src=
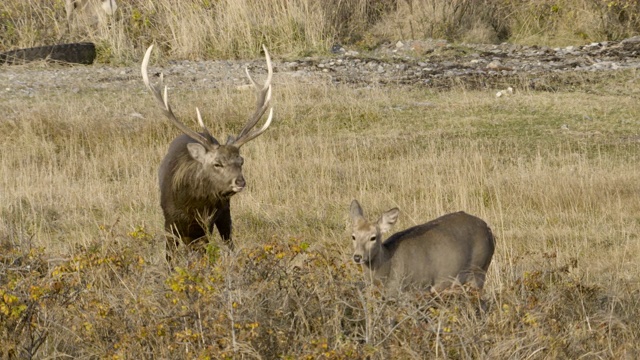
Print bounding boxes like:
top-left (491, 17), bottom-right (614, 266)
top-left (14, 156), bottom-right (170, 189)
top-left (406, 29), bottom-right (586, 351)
top-left (350, 200), bottom-right (495, 292)
top-left (158, 134), bottom-right (241, 247)
top-left (142, 45), bottom-right (273, 255)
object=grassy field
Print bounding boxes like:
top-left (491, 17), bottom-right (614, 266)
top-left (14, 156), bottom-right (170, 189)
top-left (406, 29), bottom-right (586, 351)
top-left (1, 63), bottom-right (639, 358)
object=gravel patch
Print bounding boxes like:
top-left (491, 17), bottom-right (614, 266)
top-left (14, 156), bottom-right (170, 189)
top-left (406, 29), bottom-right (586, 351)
top-left (2, 36), bottom-right (640, 99)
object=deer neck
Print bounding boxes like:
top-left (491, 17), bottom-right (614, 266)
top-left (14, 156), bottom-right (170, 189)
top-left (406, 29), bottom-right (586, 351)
top-left (365, 242), bottom-right (392, 281)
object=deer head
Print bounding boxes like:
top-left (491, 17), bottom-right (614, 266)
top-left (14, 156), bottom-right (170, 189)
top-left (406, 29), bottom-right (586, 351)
top-left (141, 44), bottom-right (274, 196)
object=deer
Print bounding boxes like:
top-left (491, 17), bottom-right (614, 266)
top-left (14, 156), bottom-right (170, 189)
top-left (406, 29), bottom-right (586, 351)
top-left (141, 44), bottom-right (273, 257)
top-left (349, 200), bottom-right (495, 294)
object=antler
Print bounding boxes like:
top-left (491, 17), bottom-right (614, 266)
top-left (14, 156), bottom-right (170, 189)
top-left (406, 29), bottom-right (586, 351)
top-left (141, 45), bottom-right (219, 150)
top-left (231, 45), bottom-right (274, 148)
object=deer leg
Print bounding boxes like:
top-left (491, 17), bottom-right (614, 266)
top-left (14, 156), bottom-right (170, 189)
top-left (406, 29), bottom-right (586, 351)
top-left (213, 206), bottom-right (234, 249)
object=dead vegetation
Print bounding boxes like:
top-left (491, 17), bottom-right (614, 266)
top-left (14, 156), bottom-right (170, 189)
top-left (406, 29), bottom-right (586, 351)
top-left (1, 68), bottom-right (640, 357)
top-left (1, 1), bottom-right (640, 358)
top-left (1, 0), bottom-right (640, 63)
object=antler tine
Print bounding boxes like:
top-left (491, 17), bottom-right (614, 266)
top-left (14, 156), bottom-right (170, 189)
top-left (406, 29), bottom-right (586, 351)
top-left (234, 108), bottom-right (274, 147)
top-left (141, 45), bottom-right (218, 149)
top-left (233, 45), bottom-right (274, 148)
top-left (196, 107), bottom-right (215, 140)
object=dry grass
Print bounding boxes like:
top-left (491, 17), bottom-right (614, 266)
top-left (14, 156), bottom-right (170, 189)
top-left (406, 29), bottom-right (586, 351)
top-left (0, 0), bottom-right (335, 63)
top-left (369, 0), bottom-right (640, 47)
top-left (1, 64), bottom-right (640, 358)
top-left (494, 0), bottom-right (640, 46)
top-left (2, 0), bottom-right (640, 64)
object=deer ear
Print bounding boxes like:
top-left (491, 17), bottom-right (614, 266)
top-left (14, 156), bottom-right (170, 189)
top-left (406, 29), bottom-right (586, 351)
top-left (349, 200), bottom-right (365, 224)
top-left (378, 208), bottom-right (399, 233)
top-left (187, 143), bottom-right (208, 164)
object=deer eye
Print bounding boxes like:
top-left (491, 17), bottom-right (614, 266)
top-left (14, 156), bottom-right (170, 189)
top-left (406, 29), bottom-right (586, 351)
top-left (369, 235), bottom-right (376, 242)
top-left (213, 162), bottom-right (224, 168)
top-left (351, 235), bottom-right (356, 241)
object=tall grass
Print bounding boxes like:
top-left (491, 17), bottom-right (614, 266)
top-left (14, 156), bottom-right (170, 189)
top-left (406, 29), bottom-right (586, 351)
top-left (1, 63), bottom-right (639, 357)
top-left (0, 0), bottom-right (336, 63)
top-left (2, 0), bottom-right (640, 63)
top-left (370, 0), bottom-right (640, 47)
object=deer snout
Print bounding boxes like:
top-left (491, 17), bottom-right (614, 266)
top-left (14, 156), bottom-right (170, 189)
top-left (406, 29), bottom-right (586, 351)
top-left (353, 254), bottom-right (362, 264)
top-left (232, 176), bottom-right (246, 192)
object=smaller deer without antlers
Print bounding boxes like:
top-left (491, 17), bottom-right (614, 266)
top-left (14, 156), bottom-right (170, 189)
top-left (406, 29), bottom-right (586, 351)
top-left (349, 200), bottom-right (495, 293)
top-left (141, 45), bottom-right (274, 257)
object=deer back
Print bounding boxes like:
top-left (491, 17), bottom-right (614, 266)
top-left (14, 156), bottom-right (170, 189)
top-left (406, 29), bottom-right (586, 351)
top-left (382, 211), bottom-right (494, 290)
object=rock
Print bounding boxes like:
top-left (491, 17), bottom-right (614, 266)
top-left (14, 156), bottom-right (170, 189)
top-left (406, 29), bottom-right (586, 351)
top-left (331, 43), bottom-right (345, 54)
top-left (486, 60), bottom-right (501, 69)
top-left (621, 35), bottom-right (640, 50)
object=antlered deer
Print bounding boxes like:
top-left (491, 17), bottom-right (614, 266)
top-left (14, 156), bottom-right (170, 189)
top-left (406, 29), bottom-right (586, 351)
top-left (141, 45), bottom-right (273, 255)
top-left (349, 200), bottom-right (495, 293)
